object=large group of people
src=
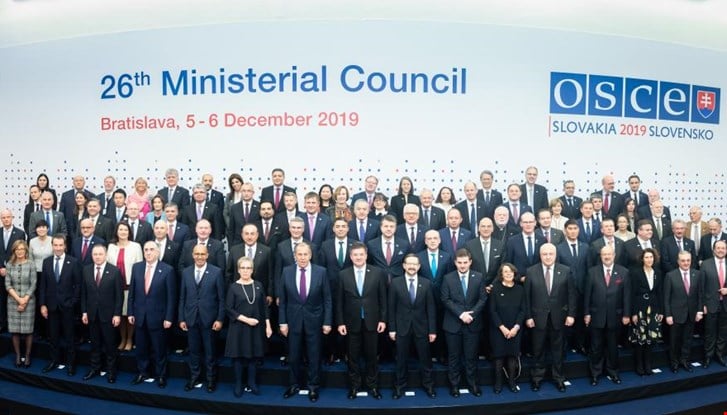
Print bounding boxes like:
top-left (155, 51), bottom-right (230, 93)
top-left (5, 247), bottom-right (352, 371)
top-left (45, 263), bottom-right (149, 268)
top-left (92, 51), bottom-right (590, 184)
top-left (0, 166), bottom-right (723, 401)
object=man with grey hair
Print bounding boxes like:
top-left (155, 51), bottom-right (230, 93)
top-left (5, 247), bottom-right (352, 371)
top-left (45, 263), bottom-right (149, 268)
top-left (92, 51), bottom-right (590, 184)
top-left (699, 218), bottom-right (727, 262)
top-left (97, 175), bottom-right (117, 217)
top-left (28, 191), bottom-right (67, 238)
top-left (476, 169), bottom-right (503, 219)
top-left (638, 189), bottom-right (672, 223)
top-left (520, 166), bottom-right (549, 213)
top-left (157, 168), bottom-right (190, 210)
top-left (660, 219), bottom-right (697, 273)
top-left (348, 199), bottom-right (380, 243)
top-left (182, 183), bottom-right (224, 241)
top-left (418, 188), bottom-right (446, 230)
top-left (686, 206), bottom-right (708, 253)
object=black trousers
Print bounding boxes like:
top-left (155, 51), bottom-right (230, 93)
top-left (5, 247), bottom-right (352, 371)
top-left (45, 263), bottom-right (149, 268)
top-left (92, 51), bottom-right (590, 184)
top-left (394, 332), bottom-right (433, 389)
top-left (589, 326), bottom-right (619, 378)
top-left (669, 319), bottom-right (695, 367)
top-left (445, 328), bottom-right (480, 388)
top-left (187, 321), bottom-right (217, 381)
top-left (346, 322), bottom-right (379, 390)
top-left (47, 306), bottom-right (76, 365)
top-left (88, 318), bottom-right (118, 374)
top-left (704, 308), bottom-right (727, 359)
top-left (530, 318), bottom-right (565, 383)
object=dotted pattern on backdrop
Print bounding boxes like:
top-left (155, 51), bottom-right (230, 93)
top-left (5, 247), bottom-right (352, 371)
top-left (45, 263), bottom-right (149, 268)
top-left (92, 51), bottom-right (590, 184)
top-left (2, 153), bottom-right (725, 229)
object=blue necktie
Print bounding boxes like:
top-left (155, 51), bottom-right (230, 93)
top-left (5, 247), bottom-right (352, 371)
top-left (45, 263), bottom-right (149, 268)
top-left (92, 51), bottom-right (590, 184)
top-left (338, 241), bottom-right (344, 266)
top-left (356, 270), bottom-right (364, 318)
top-left (430, 253), bottom-right (437, 277)
top-left (54, 256), bottom-right (61, 283)
top-left (45, 211), bottom-right (51, 231)
top-left (409, 279), bottom-right (416, 304)
top-left (586, 222), bottom-right (592, 239)
top-left (470, 203), bottom-right (477, 233)
top-left (461, 275), bottom-right (467, 296)
top-left (527, 235), bottom-right (533, 259)
top-left (359, 221), bottom-right (366, 241)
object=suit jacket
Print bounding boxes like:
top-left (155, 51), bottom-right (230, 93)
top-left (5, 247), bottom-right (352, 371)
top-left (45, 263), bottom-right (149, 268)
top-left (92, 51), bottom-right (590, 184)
top-left (70, 235), bottom-right (106, 266)
top-left (157, 186), bottom-right (191, 210)
top-left (647, 214), bottom-right (673, 241)
top-left (557, 240), bottom-right (591, 293)
top-left (701, 257), bottom-right (727, 313)
top-left (336, 265), bottom-right (387, 332)
top-left (181, 202), bottom-right (225, 241)
top-left (524, 263), bottom-right (576, 329)
top-left (584, 264), bottom-right (631, 328)
top-left (597, 190), bottom-right (624, 221)
top-left (178, 264), bottom-right (225, 327)
top-left (88, 215), bottom-right (114, 243)
top-left (388, 275), bottom-right (436, 336)
top-left (539, 227), bottom-right (564, 246)
top-left (81, 263), bottom-right (123, 323)
top-left (396, 223), bottom-right (427, 254)
top-left (367, 237), bottom-right (409, 280)
top-left (256, 216), bottom-right (288, 253)
top-left (464, 237), bottom-right (503, 284)
top-left (166, 221), bottom-right (192, 245)
top-left (299, 212), bottom-right (333, 247)
top-left (39, 254), bottom-right (82, 310)
top-left (127, 261), bottom-right (177, 328)
top-left (685, 221), bottom-right (709, 242)
top-left (519, 183), bottom-right (549, 213)
top-left (629, 267), bottom-right (663, 316)
top-left (178, 238), bottom-right (226, 276)
top-left (700, 232), bottom-right (727, 261)
top-left (660, 236), bottom-right (697, 272)
top-left (279, 264), bottom-right (332, 333)
top-left (418, 205), bottom-right (446, 231)
top-left (576, 218), bottom-right (602, 244)
top-left (638, 205), bottom-right (673, 223)
top-left (501, 201), bottom-right (533, 230)
top-left (623, 237), bottom-right (661, 270)
top-left (663, 267), bottom-right (704, 324)
top-left (438, 227), bottom-right (473, 257)
top-left (0, 227), bottom-right (27, 268)
top-left (273, 238), bottom-right (316, 297)
top-left (261, 185), bottom-right (297, 213)
top-left (105, 205), bottom-right (127, 225)
top-left (124, 219), bottom-right (153, 246)
top-left (227, 243), bottom-right (273, 294)
top-left (476, 188), bottom-right (504, 219)
top-left (23, 201), bottom-right (40, 235)
top-left (455, 199), bottom-right (487, 235)
top-left (589, 237), bottom-right (627, 268)
top-left (59, 188), bottom-right (95, 227)
top-left (28, 210), bottom-right (67, 239)
top-left (227, 200), bottom-right (261, 245)
top-left (505, 232), bottom-right (546, 277)
top-left (558, 195), bottom-right (584, 220)
top-left (416, 249), bottom-right (454, 293)
top-left (441, 269), bottom-right (488, 333)
top-left (347, 218), bottom-right (380, 243)
top-left (351, 191), bottom-right (376, 207)
top-left (389, 194), bottom-right (421, 224)
top-left (96, 191), bottom-right (117, 217)
top-left (624, 190), bottom-right (649, 210)
top-left (492, 224), bottom-right (519, 244)
top-left (208, 189), bottom-right (225, 212)
top-left (317, 238), bottom-right (354, 295)
top-left (158, 238), bottom-right (181, 272)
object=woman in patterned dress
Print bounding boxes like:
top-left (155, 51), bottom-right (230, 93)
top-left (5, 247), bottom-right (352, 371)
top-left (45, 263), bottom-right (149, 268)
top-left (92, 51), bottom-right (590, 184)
top-left (5, 240), bottom-right (37, 367)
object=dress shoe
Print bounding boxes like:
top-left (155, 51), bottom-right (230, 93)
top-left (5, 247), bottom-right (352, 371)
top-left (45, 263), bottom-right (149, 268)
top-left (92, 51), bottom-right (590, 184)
top-left (670, 365), bottom-right (679, 373)
top-left (67, 366), bottom-right (75, 377)
top-left (449, 387), bottom-right (460, 397)
top-left (531, 382), bottom-right (541, 392)
top-left (493, 386), bottom-right (502, 394)
top-left (590, 377), bottom-right (598, 386)
top-left (681, 361), bottom-right (693, 372)
top-left (184, 378), bottom-right (199, 391)
top-left (425, 387), bottom-right (436, 398)
top-left (347, 388), bottom-right (358, 399)
top-left (83, 369), bottom-right (100, 381)
top-left (107, 374), bottom-right (116, 384)
top-left (392, 388), bottom-right (402, 399)
top-left (509, 382), bottom-right (519, 393)
top-left (42, 361), bottom-right (57, 373)
top-left (556, 382), bottom-right (566, 392)
top-left (206, 380), bottom-right (216, 393)
top-left (370, 388), bottom-right (382, 399)
top-left (158, 377), bottom-right (167, 388)
top-left (283, 385), bottom-right (300, 399)
top-left (716, 355), bottom-right (727, 366)
top-left (610, 376), bottom-right (621, 385)
top-left (309, 390), bottom-right (319, 402)
top-left (249, 385), bottom-right (260, 396)
top-left (703, 358), bottom-right (711, 369)
top-left (468, 385), bottom-right (482, 397)
top-left (131, 374), bottom-right (147, 385)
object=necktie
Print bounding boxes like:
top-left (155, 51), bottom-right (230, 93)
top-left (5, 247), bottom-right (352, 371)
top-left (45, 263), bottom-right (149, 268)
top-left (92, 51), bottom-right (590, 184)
top-left (451, 230), bottom-right (457, 249)
top-left (605, 268), bottom-right (611, 287)
top-left (206, 191), bottom-right (211, 202)
top-left (244, 203), bottom-right (250, 221)
top-left (195, 269), bottom-right (201, 285)
top-left (430, 253), bottom-right (437, 277)
top-left (567, 198), bottom-right (573, 207)
top-left (116, 208), bottom-right (122, 222)
top-left (528, 188), bottom-right (534, 209)
top-left (95, 266), bottom-right (101, 286)
top-left (274, 187), bottom-right (281, 209)
top-left (196, 204), bottom-right (203, 221)
top-left (461, 275), bottom-right (467, 295)
top-left (299, 267), bottom-right (307, 301)
top-left (35, 203), bottom-right (40, 212)
top-left (677, 239), bottom-right (683, 251)
top-left (595, 212), bottom-right (600, 222)
top-left (512, 203), bottom-right (519, 223)
top-left (338, 241), bottom-right (344, 266)
top-left (144, 264), bottom-right (153, 294)
top-left (359, 220), bottom-right (366, 241)
top-left (385, 241), bottom-right (392, 265)
top-left (168, 223), bottom-right (175, 241)
top-left (545, 266), bottom-right (552, 295)
top-left (45, 211), bottom-right (51, 229)
top-left (485, 191), bottom-right (491, 205)
top-left (527, 235), bottom-right (533, 259)
top-left (470, 203), bottom-right (477, 233)
top-left (571, 243), bottom-right (577, 258)
top-left (586, 221), bottom-right (592, 239)
top-left (367, 194), bottom-right (372, 207)
top-left (482, 240), bottom-right (490, 273)
top-left (409, 279), bottom-right (416, 304)
top-left (82, 239), bottom-right (89, 259)
top-left (656, 218), bottom-right (662, 239)
top-left (264, 220), bottom-right (270, 242)
top-left (410, 227), bottom-right (416, 245)
top-left (603, 192), bottom-right (610, 213)
top-left (308, 215), bottom-right (316, 238)
top-left (54, 256), bottom-right (61, 282)
top-left (544, 230), bottom-right (550, 243)
top-left (130, 221), bottom-right (137, 241)
top-left (683, 271), bottom-right (690, 294)
top-left (168, 188), bottom-right (174, 202)
top-left (356, 269), bottom-right (364, 318)
top-left (693, 224), bottom-right (700, 252)
top-left (248, 246), bottom-right (254, 259)
top-left (424, 209), bottom-right (430, 227)
top-left (719, 260), bottom-right (725, 300)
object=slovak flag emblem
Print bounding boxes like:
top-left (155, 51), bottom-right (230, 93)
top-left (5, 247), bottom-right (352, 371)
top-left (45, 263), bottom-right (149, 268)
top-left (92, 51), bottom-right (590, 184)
top-left (696, 90), bottom-right (716, 119)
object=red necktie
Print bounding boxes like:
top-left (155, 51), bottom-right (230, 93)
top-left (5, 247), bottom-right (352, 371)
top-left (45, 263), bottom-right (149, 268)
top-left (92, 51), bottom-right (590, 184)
top-left (603, 193), bottom-right (610, 213)
top-left (274, 188), bottom-right (281, 210)
top-left (605, 268), bottom-right (611, 287)
top-left (81, 239), bottom-right (89, 259)
top-left (264, 220), bottom-right (270, 242)
top-left (451, 231), bottom-right (457, 249)
top-left (719, 260), bottom-right (725, 300)
top-left (385, 241), bottom-right (392, 265)
top-left (95, 266), bottom-right (101, 286)
top-left (683, 271), bottom-right (690, 294)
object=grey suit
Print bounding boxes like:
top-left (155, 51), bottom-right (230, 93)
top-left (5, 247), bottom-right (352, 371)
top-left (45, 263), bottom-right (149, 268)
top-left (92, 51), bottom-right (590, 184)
top-left (28, 210), bottom-right (67, 238)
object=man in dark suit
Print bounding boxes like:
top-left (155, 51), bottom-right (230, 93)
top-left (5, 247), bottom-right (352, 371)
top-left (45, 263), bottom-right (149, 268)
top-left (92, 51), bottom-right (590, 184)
top-left (336, 242), bottom-right (388, 400)
top-left (157, 168), bottom-right (190, 211)
top-left (524, 243), bottom-right (576, 392)
top-left (179, 244), bottom-right (225, 393)
top-left (701, 240), bottom-right (727, 367)
top-left (201, 173), bottom-right (225, 212)
top-left (274, 191), bottom-right (301, 225)
top-left (28, 191), bottom-right (68, 239)
top-left (419, 188), bottom-right (447, 231)
top-left (438, 208), bottom-right (473, 257)
top-left (388, 254), bottom-right (437, 399)
top-left (557, 219), bottom-right (591, 355)
top-left (97, 175), bottom-right (117, 217)
top-left (584, 244), bottom-right (631, 385)
top-left (71, 219), bottom-right (105, 266)
top-left (153, 220), bottom-right (182, 272)
top-left (183, 183), bottom-right (225, 241)
top-left (299, 192), bottom-right (333, 247)
top-left (273, 217), bottom-right (312, 298)
top-left (256, 200), bottom-right (288, 253)
top-left (520, 166), bottom-right (549, 213)
top-left (105, 189), bottom-right (127, 225)
top-left (664, 251), bottom-right (704, 372)
top-left (637, 189), bottom-right (673, 224)
top-left (623, 219), bottom-right (661, 270)
top-left (367, 215), bottom-right (408, 282)
top-left (124, 202), bottom-right (154, 245)
top-left (85, 198), bottom-right (114, 242)
top-left (417, 230), bottom-right (454, 361)
top-left (350, 175), bottom-right (379, 209)
top-left (178, 219), bottom-right (226, 275)
top-left (559, 180), bottom-right (583, 220)
top-left (476, 170), bottom-right (503, 220)
top-left (576, 200), bottom-right (601, 244)
top-left (260, 168), bottom-right (297, 213)
top-left (686, 206), bottom-right (709, 255)
top-left (80, 245), bottom-right (123, 383)
top-left (700, 218), bottom-right (727, 262)
top-left (626, 175), bottom-right (649, 210)
top-left (226, 182), bottom-right (261, 246)
top-left (59, 175), bottom-right (95, 228)
top-left (465, 217), bottom-right (503, 285)
top-left (537, 209), bottom-right (565, 245)
top-left (596, 175), bottom-right (624, 221)
top-left (645, 199), bottom-right (672, 241)
top-left (396, 203), bottom-right (427, 254)
top-left (128, 241), bottom-right (177, 388)
top-left (164, 203), bottom-right (192, 245)
top-left (0, 209), bottom-right (27, 332)
top-left (279, 242), bottom-right (332, 402)
top-left (492, 206), bottom-right (518, 243)
top-left (660, 219), bottom-right (697, 273)
top-left (441, 248), bottom-right (487, 397)
top-left (503, 183), bottom-right (533, 230)
top-left (589, 218), bottom-right (628, 268)
top-left (505, 212), bottom-right (546, 280)
top-left (456, 182), bottom-right (487, 236)
top-left (348, 200), bottom-right (380, 243)
top-left (39, 235), bottom-right (82, 375)
top-left (227, 224), bottom-right (273, 303)
top-left (23, 185), bottom-right (42, 234)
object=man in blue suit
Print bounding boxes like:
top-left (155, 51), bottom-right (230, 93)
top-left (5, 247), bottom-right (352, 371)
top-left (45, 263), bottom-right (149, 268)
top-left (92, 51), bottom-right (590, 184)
top-left (559, 180), bottom-right (584, 220)
top-left (556, 219), bottom-right (591, 355)
top-left (71, 218), bottom-right (106, 266)
top-left (505, 212), bottom-right (546, 280)
top-left (164, 203), bottom-right (192, 245)
top-left (520, 166), bottom-right (550, 214)
top-left (279, 242), bottom-right (332, 403)
top-left (396, 203), bottom-right (427, 254)
top-left (503, 183), bottom-right (533, 231)
top-left (128, 241), bottom-right (177, 388)
top-left (59, 175), bottom-right (95, 228)
top-left (179, 244), bottom-right (225, 393)
top-left (299, 192), bottom-right (333, 247)
top-left (438, 209), bottom-right (473, 257)
top-left (348, 200), bottom-right (380, 243)
top-left (576, 200), bottom-right (601, 244)
top-left (367, 215), bottom-right (409, 282)
top-left (157, 168), bottom-right (191, 211)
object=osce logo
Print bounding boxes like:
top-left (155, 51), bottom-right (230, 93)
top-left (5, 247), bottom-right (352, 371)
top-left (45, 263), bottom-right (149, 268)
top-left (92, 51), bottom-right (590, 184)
top-left (549, 72), bottom-right (720, 125)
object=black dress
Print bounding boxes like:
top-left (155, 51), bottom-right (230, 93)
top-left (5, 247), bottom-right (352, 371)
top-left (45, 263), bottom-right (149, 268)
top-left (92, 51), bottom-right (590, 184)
top-left (489, 282), bottom-right (526, 358)
top-left (224, 280), bottom-right (268, 359)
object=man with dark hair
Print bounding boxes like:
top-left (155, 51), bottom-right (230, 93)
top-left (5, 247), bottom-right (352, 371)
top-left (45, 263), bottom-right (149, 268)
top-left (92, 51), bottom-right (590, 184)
top-left (261, 168), bottom-right (296, 213)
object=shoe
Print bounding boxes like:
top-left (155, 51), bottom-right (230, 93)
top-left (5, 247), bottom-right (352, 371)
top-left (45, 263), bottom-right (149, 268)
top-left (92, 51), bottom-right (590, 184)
top-left (347, 388), bottom-right (358, 399)
top-left (83, 369), bottom-right (100, 381)
top-left (509, 382), bottom-right (519, 393)
top-left (158, 377), bottom-right (167, 388)
top-left (283, 385), bottom-right (300, 399)
top-left (42, 361), bottom-right (57, 373)
top-left (249, 385), bottom-right (260, 396)
top-left (280, 356), bottom-right (288, 367)
top-left (610, 376), bottom-right (621, 385)
top-left (131, 374), bottom-right (147, 385)
top-left (531, 382), bottom-right (541, 392)
top-left (590, 377), bottom-right (598, 386)
top-left (234, 384), bottom-right (243, 398)
top-left (23, 358), bottom-right (32, 369)
top-left (493, 386), bottom-right (502, 394)
top-left (66, 366), bottom-right (75, 377)
top-left (184, 378), bottom-right (199, 391)
top-left (556, 382), bottom-right (566, 392)
top-left (206, 380), bottom-right (216, 393)
top-left (425, 387), bottom-right (436, 398)
top-left (370, 388), bottom-right (382, 399)
top-left (681, 361), bottom-right (693, 372)
top-left (392, 388), bottom-right (402, 399)
top-left (703, 358), bottom-right (711, 369)
top-left (468, 385), bottom-right (482, 397)
top-left (309, 390), bottom-right (319, 402)
top-left (717, 355), bottom-right (727, 366)
top-left (449, 387), bottom-right (460, 397)
top-left (670, 365), bottom-right (679, 373)
top-left (15, 356), bottom-right (22, 368)
top-left (107, 374), bottom-right (116, 384)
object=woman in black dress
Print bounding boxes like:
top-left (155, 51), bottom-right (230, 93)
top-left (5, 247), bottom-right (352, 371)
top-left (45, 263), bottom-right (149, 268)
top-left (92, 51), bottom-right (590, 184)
top-left (629, 248), bottom-right (663, 375)
top-left (489, 263), bottom-right (526, 393)
top-left (225, 256), bottom-right (272, 397)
